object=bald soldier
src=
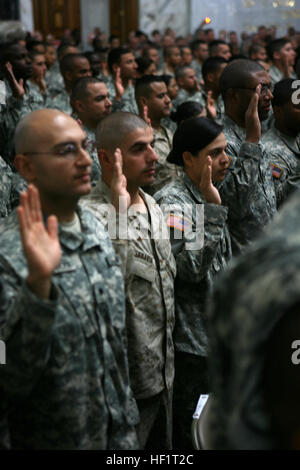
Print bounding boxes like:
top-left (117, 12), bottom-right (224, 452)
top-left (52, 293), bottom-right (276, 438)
top-left (81, 112), bottom-right (176, 450)
top-left (0, 109), bottom-right (139, 449)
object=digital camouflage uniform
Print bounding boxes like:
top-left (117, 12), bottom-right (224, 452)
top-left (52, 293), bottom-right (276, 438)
top-left (0, 156), bottom-right (27, 217)
top-left (198, 89), bottom-right (225, 125)
top-left (51, 87), bottom-right (72, 115)
top-left (207, 188), bottom-right (300, 449)
top-left (0, 156), bottom-right (15, 217)
top-left (105, 77), bottom-right (138, 114)
top-left (45, 62), bottom-right (64, 97)
top-left (155, 172), bottom-right (232, 449)
top-left (218, 116), bottom-right (277, 256)
top-left (269, 65), bottom-right (297, 87)
top-left (71, 113), bottom-right (102, 185)
top-left (0, 206), bottom-right (139, 449)
top-left (191, 59), bottom-right (203, 84)
top-left (172, 88), bottom-right (203, 112)
top-left (0, 80), bottom-right (52, 166)
top-left (81, 180), bottom-right (176, 449)
top-left (142, 125), bottom-right (181, 196)
top-left (262, 125), bottom-right (300, 207)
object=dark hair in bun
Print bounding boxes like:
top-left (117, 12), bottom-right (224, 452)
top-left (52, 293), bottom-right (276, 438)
top-left (167, 117), bottom-right (223, 166)
top-left (171, 101), bottom-right (204, 125)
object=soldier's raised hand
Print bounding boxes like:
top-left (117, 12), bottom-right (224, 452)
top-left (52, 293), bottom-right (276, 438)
top-left (245, 84), bottom-right (261, 144)
top-left (5, 62), bottom-right (25, 99)
top-left (143, 105), bottom-right (152, 127)
top-left (199, 156), bottom-right (221, 205)
top-left (114, 67), bottom-right (124, 100)
top-left (17, 185), bottom-right (61, 299)
top-left (110, 148), bottom-right (131, 212)
top-left (206, 91), bottom-right (217, 120)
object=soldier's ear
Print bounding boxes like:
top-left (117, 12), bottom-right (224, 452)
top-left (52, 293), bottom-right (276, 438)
top-left (14, 154), bottom-right (36, 182)
top-left (139, 96), bottom-right (147, 108)
top-left (73, 99), bottom-right (85, 113)
top-left (182, 151), bottom-right (193, 168)
top-left (112, 63), bottom-right (119, 75)
top-left (97, 149), bottom-right (113, 169)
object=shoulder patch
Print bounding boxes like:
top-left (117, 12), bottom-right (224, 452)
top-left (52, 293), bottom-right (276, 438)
top-left (271, 163), bottom-right (283, 179)
top-left (166, 214), bottom-right (191, 232)
top-left (226, 155), bottom-right (233, 168)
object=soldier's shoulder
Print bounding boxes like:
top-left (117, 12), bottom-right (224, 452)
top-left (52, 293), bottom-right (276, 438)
top-left (154, 178), bottom-right (189, 204)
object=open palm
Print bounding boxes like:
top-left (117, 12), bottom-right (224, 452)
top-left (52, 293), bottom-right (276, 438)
top-left (18, 185), bottom-right (61, 280)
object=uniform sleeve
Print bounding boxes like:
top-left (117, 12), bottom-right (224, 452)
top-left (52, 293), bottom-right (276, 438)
top-left (219, 141), bottom-right (269, 218)
top-left (0, 263), bottom-right (59, 397)
top-left (158, 199), bottom-right (228, 282)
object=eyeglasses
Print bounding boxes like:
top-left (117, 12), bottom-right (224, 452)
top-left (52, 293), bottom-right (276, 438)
top-left (230, 83), bottom-right (274, 95)
top-left (23, 138), bottom-right (90, 160)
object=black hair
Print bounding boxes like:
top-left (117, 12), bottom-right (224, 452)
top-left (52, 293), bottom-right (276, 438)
top-left (160, 74), bottom-right (174, 87)
top-left (201, 56), bottom-right (228, 81)
top-left (59, 53), bottom-right (87, 76)
top-left (135, 74), bottom-right (165, 102)
top-left (170, 101), bottom-right (204, 125)
top-left (136, 57), bottom-right (154, 75)
top-left (71, 76), bottom-right (104, 102)
top-left (219, 59), bottom-right (264, 100)
top-left (190, 39), bottom-right (207, 53)
top-left (267, 38), bottom-right (291, 61)
top-left (107, 47), bottom-right (131, 74)
top-left (167, 117), bottom-right (223, 166)
top-left (272, 78), bottom-right (297, 107)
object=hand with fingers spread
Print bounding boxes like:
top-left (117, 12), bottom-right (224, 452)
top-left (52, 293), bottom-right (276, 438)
top-left (36, 68), bottom-right (47, 94)
top-left (245, 84), bottom-right (261, 144)
top-left (17, 185), bottom-right (61, 299)
top-left (143, 105), bottom-right (152, 127)
top-left (5, 61), bottom-right (25, 99)
top-left (199, 156), bottom-right (222, 205)
top-left (206, 91), bottom-right (217, 120)
top-left (114, 67), bottom-right (124, 100)
top-left (110, 148), bottom-right (131, 212)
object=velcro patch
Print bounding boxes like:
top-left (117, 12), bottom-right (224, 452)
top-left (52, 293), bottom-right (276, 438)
top-left (271, 163), bottom-right (283, 179)
top-left (226, 155), bottom-right (233, 168)
top-left (166, 214), bottom-right (191, 232)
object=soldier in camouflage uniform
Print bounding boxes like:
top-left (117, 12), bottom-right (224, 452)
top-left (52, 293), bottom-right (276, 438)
top-left (0, 156), bottom-right (27, 217)
top-left (107, 48), bottom-right (138, 114)
top-left (81, 112), bottom-right (176, 450)
top-left (197, 57), bottom-right (228, 125)
top-left (207, 187), bottom-right (300, 449)
top-left (190, 40), bottom-right (209, 84)
top-left (268, 38), bottom-right (297, 87)
top-left (261, 79), bottom-right (300, 207)
top-left (45, 44), bottom-right (79, 97)
top-left (0, 41), bottom-right (35, 166)
top-left (154, 117), bottom-right (232, 449)
top-left (51, 53), bottom-right (92, 115)
top-left (172, 66), bottom-right (203, 111)
top-left (0, 109), bottom-right (139, 449)
top-left (135, 75), bottom-right (179, 196)
top-left (218, 59), bottom-right (277, 256)
top-left (70, 76), bottom-right (113, 184)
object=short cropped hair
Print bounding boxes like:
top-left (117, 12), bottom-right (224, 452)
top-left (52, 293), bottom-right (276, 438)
top-left (71, 76), bottom-right (104, 102)
top-left (107, 47), bottom-right (131, 74)
top-left (96, 112), bottom-right (148, 152)
top-left (135, 74), bottom-right (165, 102)
top-left (201, 57), bottom-right (228, 81)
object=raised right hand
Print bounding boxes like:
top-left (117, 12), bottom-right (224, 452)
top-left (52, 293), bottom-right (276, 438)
top-left (245, 84), bottom-right (261, 144)
top-left (5, 62), bottom-right (25, 99)
top-left (199, 156), bottom-right (221, 205)
top-left (17, 185), bottom-right (61, 298)
top-left (110, 148), bottom-right (131, 212)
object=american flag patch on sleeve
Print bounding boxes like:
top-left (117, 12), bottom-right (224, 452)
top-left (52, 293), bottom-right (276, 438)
top-left (271, 163), bottom-right (283, 179)
top-left (166, 214), bottom-right (191, 232)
